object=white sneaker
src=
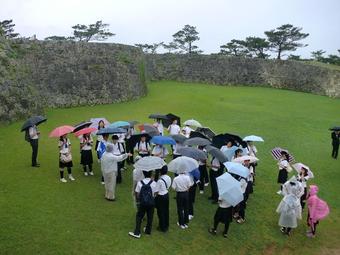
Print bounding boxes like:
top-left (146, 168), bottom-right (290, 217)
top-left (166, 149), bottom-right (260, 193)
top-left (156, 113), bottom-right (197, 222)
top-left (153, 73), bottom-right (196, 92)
top-left (199, 191), bottom-right (204, 194)
top-left (84, 172), bottom-right (88, 176)
top-left (101, 181), bottom-right (105, 185)
top-left (128, 232), bottom-right (141, 239)
top-left (184, 224), bottom-right (189, 228)
top-left (277, 190), bottom-right (282, 195)
top-left (189, 215), bottom-right (194, 220)
top-left (89, 171), bottom-right (94, 176)
top-left (204, 182), bottom-right (209, 187)
top-left (69, 175), bottom-right (75, 181)
top-left (60, 178), bottom-right (67, 183)
top-left (180, 225), bottom-right (186, 229)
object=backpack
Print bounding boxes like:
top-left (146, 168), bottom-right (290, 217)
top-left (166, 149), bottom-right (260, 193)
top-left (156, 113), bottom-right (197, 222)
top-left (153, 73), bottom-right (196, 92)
top-left (25, 130), bottom-right (31, 142)
top-left (139, 180), bottom-right (154, 207)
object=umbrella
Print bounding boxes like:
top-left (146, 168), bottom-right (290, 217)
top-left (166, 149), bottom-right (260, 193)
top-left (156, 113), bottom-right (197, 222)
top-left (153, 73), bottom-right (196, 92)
top-left (329, 126), bottom-right (340, 131)
top-left (49, 125), bottom-right (74, 138)
top-left (271, 147), bottom-right (294, 163)
top-left (189, 168), bottom-right (200, 180)
top-left (243, 135), bottom-right (264, 142)
top-left (109, 121), bottom-right (130, 128)
top-left (168, 156), bottom-right (199, 174)
top-left (184, 137), bottom-right (211, 147)
top-left (133, 156), bottom-right (166, 172)
top-left (21, 115), bottom-right (47, 131)
top-left (150, 136), bottom-right (176, 145)
top-left (148, 114), bottom-right (168, 120)
top-left (74, 127), bottom-right (97, 137)
top-left (223, 162), bottom-right (250, 179)
top-left (221, 146), bottom-right (245, 161)
top-left (183, 119), bottom-right (202, 127)
top-left (73, 121), bottom-right (92, 133)
top-left (292, 163), bottom-right (314, 178)
top-left (127, 120), bottom-right (139, 127)
top-left (96, 127), bottom-right (127, 135)
top-left (195, 127), bottom-right (216, 140)
top-left (171, 134), bottom-right (187, 144)
top-left (89, 118), bottom-right (110, 129)
top-left (128, 133), bottom-right (151, 148)
top-left (189, 131), bottom-right (211, 141)
top-left (213, 133), bottom-right (247, 148)
top-left (163, 113), bottom-right (181, 128)
top-left (205, 145), bottom-right (228, 163)
top-left (216, 172), bottom-right (244, 206)
top-left (232, 155), bottom-right (259, 164)
top-left (177, 147), bottom-right (207, 161)
top-left (138, 124), bottom-right (160, 137)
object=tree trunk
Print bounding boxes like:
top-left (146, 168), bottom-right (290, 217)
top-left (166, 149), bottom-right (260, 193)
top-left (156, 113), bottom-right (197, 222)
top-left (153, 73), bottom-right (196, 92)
top-left (188, 42), bottom-right (191, 54)
top-left (277, 45), bottom-right (282, 59)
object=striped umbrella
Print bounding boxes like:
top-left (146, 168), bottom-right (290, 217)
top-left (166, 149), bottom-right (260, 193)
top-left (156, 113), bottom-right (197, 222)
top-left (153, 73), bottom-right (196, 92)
top-left (271, 147), bottom-right (294, 163)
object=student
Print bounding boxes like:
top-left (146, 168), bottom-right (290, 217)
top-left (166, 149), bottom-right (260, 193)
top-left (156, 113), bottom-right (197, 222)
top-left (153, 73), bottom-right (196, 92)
top-left (80, 133), bottom-right (94, 176)
top-left (247, 141), bottom-right (258, 184)
top-left (277, 151), bottom-right (291, 195)
top-left (155, 165), bottom-right (171, 232)
top-left (95, 120), bottom-right (106, 160)
top-left (129, 171), bottom-right (157, 239)
top-left (232, 174), bottom-right (248, 224)
top-left (111, 135), bottom-right (125, 184)
top-left (331, 130), bottom-right (340, 159)
top-left (152, 144), bottom-right (169, 181)
top-left (306, 185), bottom-right (330, 238)
top-left (167, 119), bottom-right (181, 135)
top-left (173, 141), bottom-right (185, 159)
top-left (198, 146), bottom-right (208, 194)
top-left (153, 119), bottom-right (164, 136)
top-left (117, 133), bottom-right (127, 170)
top-left (28, 124), bottom-right (40, 167)
top-left (188, 170), bottom-right (200, 220)
top-left (182, 125), bottom-right (193, 138)
top-left (209, 157), bottom-right (224, 203)
top-left (243, 159), bottom-right (254, 201)
top-left (220, 141), bottom-right (233, 161)
top-left (172, 172), bottom-right (193, 229)
top-left (58, 134), bottom-right (75, 183)
top-left (208, 196), bottom-right (233, 238)
top-left (97, 133), bottom-right (110, 184)
top-left (296, 167), bottom-right (310, 209)
top-left (231, 149), bottom-right (243, 161)
top-left (134, 135), bottom-right (151, 157)
top-left (126, 126), bottom-right (135, 164)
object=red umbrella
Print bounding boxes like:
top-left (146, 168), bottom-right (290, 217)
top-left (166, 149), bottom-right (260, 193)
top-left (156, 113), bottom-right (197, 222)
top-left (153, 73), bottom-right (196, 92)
top-left (74, 127), bottom-right (97, 137)
top-left (49, 125), bottom-right (74, 138)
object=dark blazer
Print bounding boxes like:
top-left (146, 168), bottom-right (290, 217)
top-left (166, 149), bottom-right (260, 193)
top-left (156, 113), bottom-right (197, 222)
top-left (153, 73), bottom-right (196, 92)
top-left (332, 132), bottom-right (340, 146)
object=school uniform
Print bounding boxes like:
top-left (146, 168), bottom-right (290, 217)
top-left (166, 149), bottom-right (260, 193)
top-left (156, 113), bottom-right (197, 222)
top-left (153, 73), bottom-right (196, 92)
top-left (152, 145), bottom-right (169, 181)
top-left (155, 175), bottom-right (171, 232)
top-left (237, 178), bottom-right (248, 221)
top-left (134, 141), bottom-right (151, 157)
top-left (244, 165), bottom-right (254, 201)
top-left (58, 138), bottom-right (73, 179)
top-left (198, 159), bottom-right (208, 191)
top-left (209, 157), bottom-right (224, 202)
top-left (80, 135), bottom-right (93, 173)
top-left (28, 125), bottom-right (39, 166)
top-left (133, 178), bottom-right (158, 235)
top-left (277, 159), bottom-right (289, 184)
top-left (126, 128), bottom-right (135, 163)
top-left (212, 198), bottom-right (233, 235)
top-left (188, 175), bottom-right (198, 217)
top-left (168, 124), bottom-right (181, 135)
top-left (112, 142), bottom-right (125, 183)
top-left (296, 174), bottom-right (310, 209)
top-left (331, 131), bottom-right (340, 159)
top-left (95, 127), bottom-right (105, 159)
top-left (154, 122), bottom-right (164, 136)
top-left (172, 174), bottom-right (193, 226)
top-left (182, 126), bottom-right (194, 138)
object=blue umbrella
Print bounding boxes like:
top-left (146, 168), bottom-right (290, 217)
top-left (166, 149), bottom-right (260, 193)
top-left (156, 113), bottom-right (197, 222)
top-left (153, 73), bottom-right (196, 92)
top-left (150, 136), bottom-right (176, 145)
top-left (221, 146), bottom-right (246, 161)
top-left (216, 172), bottom-right (243, 206)
top-left (109, 121), bottom-right (130, 128)
top-left (96, 127), bottom-right (127, 135)
top-left (223, 162), bottom-right (250, 179)
top-left (189, 168), bottom-right (200, 182)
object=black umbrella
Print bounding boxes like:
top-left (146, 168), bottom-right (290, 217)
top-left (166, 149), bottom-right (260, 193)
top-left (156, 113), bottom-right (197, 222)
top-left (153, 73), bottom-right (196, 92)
top-left (21, 116), bottom-right (47, 131)
top-left (190, 131), bottom-right (211, 141)
top-left (73, 121), bottom-right (92, 133)
top-left (196, 127), bottom-right (216, 140)
top-left (148, 114), bottom-right (168, 120)
top-left (177, 147), bottom-right (207, 161)
top-left (128, 133), bottom-right (151, 148)
top-left (171, 134), bottom-right (187, 144)
top-left (329, 126), bottom-right (340, 131)
top-left (163, 113), bottom-right (181, 128)
top-left (206, 145), bottom-right (228, 163)
top-left (212, 133), bottom-right (247, 149)
top-left (184, 137), bottom-right (211, 147)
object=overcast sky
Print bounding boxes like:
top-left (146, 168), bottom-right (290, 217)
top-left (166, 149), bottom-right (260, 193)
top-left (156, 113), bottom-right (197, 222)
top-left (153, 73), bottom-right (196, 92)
top-left (1, 0), bottom-right (340, 58)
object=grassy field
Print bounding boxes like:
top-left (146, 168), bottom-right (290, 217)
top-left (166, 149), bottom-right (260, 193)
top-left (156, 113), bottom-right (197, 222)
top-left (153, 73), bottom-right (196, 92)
top-left (0, 81), bottom-right (339, 255)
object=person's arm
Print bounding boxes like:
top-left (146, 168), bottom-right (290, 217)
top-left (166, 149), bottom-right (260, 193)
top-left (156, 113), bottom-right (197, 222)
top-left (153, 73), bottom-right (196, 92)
top-left (112, 153), bottom-right (129, 162)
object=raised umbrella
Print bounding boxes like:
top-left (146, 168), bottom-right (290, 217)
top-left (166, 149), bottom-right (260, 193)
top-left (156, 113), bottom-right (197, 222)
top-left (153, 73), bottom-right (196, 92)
top-left (271, 147), bottom-right (295, 163)
top-left (223, 162), bottom-right (250, 179)
top-left (128, 133), bottom-right (151, 148)
top-left (49, 125), bottom-right (74, 138)
top-left (74, 127), bottom-right (97, 137)
top-left (183, 119), bottom-right (202, 127)
top-left (189, 131), bottom-right (211, 141)
top-left (171, 134), bottom-right (187, 144)
top-left (292, 163), bottom-right (314, 178)
top-left (96, 127), bottom-right (127, 135)
top-left (133, 156), bottom-right (166, 172)
top-left (163, 113), bottom-right (181, 128)
top-left (168, 156), bottom-right (199, 174)
top-left (243, 135), bottom-right (264, 142)
top-left (184, 137), bottom-right (211, 147)
top-left (73, 121), bottom-right (92, 133)
top-left (109, 121), bottom-right (130, 128)
top-left (150, 136), bottom-right (176, 145)
top-left (21, 115), bottom-right (47, 131)
top-left (205, 145), bottom-right (228, 163)
top-left (216, 172), bottom-right (244, 206)
top-left (195, 127), bottom-right (216, 140)
top-left (138, 124), bottom-right (160, 137)
top-left (177, 147), bottom-right (207, 161)
top-left (232, 155), bottom-right (259, 164)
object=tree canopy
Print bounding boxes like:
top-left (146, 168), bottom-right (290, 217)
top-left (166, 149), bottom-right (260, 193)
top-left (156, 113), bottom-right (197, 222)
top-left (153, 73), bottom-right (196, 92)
top-left (0, 20), bottom-right (19, 39)
top-left (172, 25), bottom-right (201, 54)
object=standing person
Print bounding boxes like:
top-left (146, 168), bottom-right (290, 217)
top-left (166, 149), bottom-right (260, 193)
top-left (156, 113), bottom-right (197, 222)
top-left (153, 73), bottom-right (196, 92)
top-left (117, 133), bottom-right (127, 170)
top-left (306, 185), bottom-right (330, 238)
top-left (153, 119), bottom-right (164, 136)
top-left (172, 172), bottom-right (193, 229)
top-left (58, 134), bottom-right (75, 183)
top-left (243, 159), bottom-right (254, 201)
top-left (101, 144), bottom-right (129, 201)
top-left (167, 119), bottom-right (180, 135)
top-left (28, 125), bottom-right (40, 167)
top-left (182, 125), bottom-right (193, 138)
top-left (134, 135), bottom-right (151, 157)
top-left (331, 130), bottom-right (340, 159)
top-left (152, 144), bottom-right (169, 181)
top-left (155, 165), bottom-right (171, 232)
top-left (111, 135), bottom-right (125, 184)
top-left (129, 171), bottom-right (157, 239)
top-left (208, 196), bottom-right (233, 238)
top-left (198, 146), bottom-right (208, 194)
top-left (95, 120), bottom-right (106, 161)
top-left (132, 156), bottom-right (143, 208)
top-left (277, 151), bottom-right (291, 195)
top-left (188, 171), bottom-right (199, 220)
top-left (247, 141), bottom-right (258, 184)
top-left (97, 133), bottom-right (110, 184)
top-left (126, 126), bottom-right (135, 164)
top-left (80, 133), bottom-right (94, 176)
top-left (232, 174), bottom-right (248, 224)
top-left (173, 141), bottom-right (185, 159)
top-left (296, 167), bottom-right (311, 209)
top-left (209, 157), bottom-right (224, 203)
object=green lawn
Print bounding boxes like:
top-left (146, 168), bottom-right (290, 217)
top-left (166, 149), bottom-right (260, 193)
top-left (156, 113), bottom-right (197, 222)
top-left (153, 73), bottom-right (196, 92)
top-left (0, 81), bottom-right (339, 255)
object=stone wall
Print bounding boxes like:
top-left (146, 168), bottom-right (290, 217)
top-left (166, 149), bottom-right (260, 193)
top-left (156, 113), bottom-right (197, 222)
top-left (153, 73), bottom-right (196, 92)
top-left (146, 54), bottom-right (340, 98)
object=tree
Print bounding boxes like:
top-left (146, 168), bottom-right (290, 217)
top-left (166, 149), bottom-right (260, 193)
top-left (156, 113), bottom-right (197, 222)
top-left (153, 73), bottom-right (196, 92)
top-left (44, 36), bottom-right (69, 41)
top-left (172, 25), bottom-right (201, 54)
top-left (311, 50), bottom-right (326, 61)
top-left (287, 54), bottom-right (301, 60)
top-left (161, 42), bottom-right (178, 53)
top-left (219, 39), bottom-right (249, 57)
top-left (135, 42), bottom-right (162, 54)
top-left (71, 20), bottom-right (115, 42)
top-left (0, 19), bottom-right (19, 39)
top-left (243, 36), bottom-right (270, 59)
top-left (264, 24), bottom-right (309, 59)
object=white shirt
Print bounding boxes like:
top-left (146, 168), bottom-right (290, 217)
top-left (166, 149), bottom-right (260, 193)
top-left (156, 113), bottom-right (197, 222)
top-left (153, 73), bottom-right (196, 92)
top-left (81, 135), bottom-right (93, 150)
top-left (111, 142), bottom-right (123, 155)
top-left (135, 178), bottom-right (158, 196)
top-left (172, 174), bottom-right (193, 192)
top-left (168, 124), bottom-right (181, 135)
top-left (296, 175), bottom-right (310, 189)
top-left (152, 145), bottom-right (169, 158)
top-left (211, 157), bottom-right (220, 171)
top-left (247, 144), bottom-right (258, 156)
top-left (133, 169), bottom-right (144, 184)
top-left (118, 133), bottom-right (125, 143)
top-left (218, 197), bottom-right (232, 208)
top-left (157, 175), bottom-right (172, 195)
top-left (59, 138), bottom-right (71, 154)
top-left (29, 126), bottom-right (39, 139)
top-left (101, 152), bottom-right (128, 174)
top-left (278, 159), bottom-right (289, 170)
top-left (240, 178), bottom-right (248, 193)
top-left (182, 126), bottom-right (194, 138)
top-left (134, 141), bottom-right (150, 154)
top-left (153, 122), bottom-right (164, 135)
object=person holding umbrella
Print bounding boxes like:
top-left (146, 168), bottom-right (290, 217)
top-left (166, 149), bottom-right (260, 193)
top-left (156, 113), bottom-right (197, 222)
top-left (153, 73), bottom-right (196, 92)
top-left (95, 120), bottom-right (106, 160)
top-left (134, 134), bottom-right (151, 157)
top-left (209, 156), bottom-right (224, 203)
top-left (58, 134), bottom-right (75, 183)
top-left (331, 130), bottom-right (340, 159)
top-left (277, 151), bottom-right (292, 195)
top-left (153, 118), bottom-right (164, 136)
top-left (80, 132), bottom-right (94, 176)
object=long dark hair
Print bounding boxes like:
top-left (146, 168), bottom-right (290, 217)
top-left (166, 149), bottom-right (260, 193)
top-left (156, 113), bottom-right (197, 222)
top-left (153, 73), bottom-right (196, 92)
top-left (98, 120), bottom-right (105, 130)
top-left (281, 151), bottom-right (289, 161)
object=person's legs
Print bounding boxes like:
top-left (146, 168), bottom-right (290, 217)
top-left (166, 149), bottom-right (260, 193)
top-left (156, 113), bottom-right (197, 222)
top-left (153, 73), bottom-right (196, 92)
top-left (145, 206), bottom-right (154, 234)
top-left (83, 165), bottom-right (87, 173)
top-left (335, 145), bottom-right (339, 159)
top-left (176, 193), bottom-right (184, 226)
top-left (203, 165), bottom-right (209, 184)
top-left (116, 163), bottom-right (122, 184)
top-left (210, 170), bottom-right (218, 201)
top-left (67, 167), bottom-right (72, 175)
top-left (111, 172), bottom-right (117, 199)
top-left (164, 193), bottom-right (169, 230)
top-left (223, 221), bottom-right (230, 235)
top-left (188, 184), bottom-right (196, 216)
top-left (199, 166), bottom-right (205, 191)
top-left (30, 139), bottom-right (38, 166)
top-left (134, 206), bottom-right (147, 235)
top-left (183, 192), bottom-right (189, 225)
top-left (60, 168), bottom-right (64, 179)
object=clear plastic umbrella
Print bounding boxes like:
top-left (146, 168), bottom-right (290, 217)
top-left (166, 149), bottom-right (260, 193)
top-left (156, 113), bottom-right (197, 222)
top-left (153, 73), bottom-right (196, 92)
top-left (216, 172), bottom-right (244, 206)
top-left (183, 119), bottom-right (202, 127)
top-left (223, 162), bottom-right (250, 179)
top-left (243, 135), bottom-right (264, 142)
top-left (168, 156), bottom-right (199, 174)
top-left (133, 156), bottom-right (166, 172)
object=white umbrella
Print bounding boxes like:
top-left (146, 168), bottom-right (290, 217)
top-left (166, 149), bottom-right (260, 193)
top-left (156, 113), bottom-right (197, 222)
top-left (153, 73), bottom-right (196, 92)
top-left (133, 156), bottom-right (166, 172)
top-left (292, 163), bottom-right (314, 178)
top-left (216, 172), bottom-right (244, 206)
top-left (168, 156), bottom-right (199, 174)
top-left (183, 119), bottom-right (202, 127)
top-left (223, 162), bottom-right (250, 179)
top-left (243, 135), bottom-right (264, 142)
top-left (232, 155), bottom-right (259, 164)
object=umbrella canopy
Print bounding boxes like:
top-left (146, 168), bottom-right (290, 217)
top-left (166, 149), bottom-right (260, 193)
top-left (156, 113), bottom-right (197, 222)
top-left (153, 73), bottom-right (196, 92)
top-left (177, 147), bottom-right (207, 161)
top-left (329, 126), bottom-right (340, 131)
top-left (128, 133), bottom-right (152, 148)
top-left (127, 120), bottom-right (139, 127)
top-left (195, 127), bottom-right (216, 140)
top-left (138, 124), bottom-right (160, 137)
top-left (163, 113), bottom-right (181, 128)
top-left (168, 156), bottom-right (199, 174)
top-left (89, 118), bottom-right (110, 129)
top-left (150, 136), bottom-right (176, 145)
top-left (189, 131), bottom-right (211, 141)
top-left (21, 115), bottom-right (47, 131)
top-left (74, 127), bottom-right (97, 137)
top-left (184, 137), bottom-right (211, 147)
top-left (271, 147), bottom-right (295, 163)
top-left (189, 168), bottom-right (201, 180)
top-left (223, 162), bottom-right (250, 179)
top-left (221, 146), bottom-right (245, 161)
top-left (213, 133), bottom-right (247, 148)
top-left (205, 145), bottom-right (228, 163)
top-left (216, 172), bottom-right (244, 206)
top-left (183, 119), bottom-right (202, 127)
top-left (243, 135), bottom-right (264, 142)
top-left (171, 134), bottom-right (187, 144)
top-left (133, 156), bottom-right (166, 172)
top-left (232, 155), bottom-right (259, 164)
top-left (292, 163), bottom-right (314, 178)
top-left (49, 125), bottom-right (74, 138)
top-left (109, 121), bottom-right (130, 128)
top-left (148, 114), bottom-right (168, 120)
top-left (73, 121), bottom-right (92, 133)
top-left (96, 127), bottom-right (127, 135)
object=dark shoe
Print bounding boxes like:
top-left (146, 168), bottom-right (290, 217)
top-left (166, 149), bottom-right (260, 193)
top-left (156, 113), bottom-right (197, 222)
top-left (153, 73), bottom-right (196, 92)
top-left (208, 228), bottom-right (217, 235)
top-left (105, 198), bottom-right (115, 202)
top-left (32, 164), bottom-right (40, 167)
top-left (223, 233), bottom-right (228, 238)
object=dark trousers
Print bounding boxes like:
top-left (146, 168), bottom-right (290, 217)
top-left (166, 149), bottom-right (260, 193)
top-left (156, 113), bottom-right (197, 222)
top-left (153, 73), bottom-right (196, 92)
top-left (155, 193), bottom-right (169, 232)
top-left (139, 153), bottom-right (150, 158)
top-left (300, 188), bottom-right (307, 209)
top-left (238, 195), bottom-right (246, 220)
top-left (134, 205), bottom-right (154, 235)
top-left (199, 165), bottom-right (208, 191)
top-left (30, 139), bottom-right (38, 166)
top-left (83, 164), bottom-right (93, 172)
top-left (210, 168), bottom-right (223, 201)
top-left (117, 162), bottom-right (123, 183)
top-left (189, 183), bottom-right (197, 216)
top-left (60, 167), bottom-right (71, 178)
top-left (213, 217), bottom-right (230, 235)
top-left (176, 191), bottom-right (189, 226)
top-left (332, 144), bottom-right (339, 159)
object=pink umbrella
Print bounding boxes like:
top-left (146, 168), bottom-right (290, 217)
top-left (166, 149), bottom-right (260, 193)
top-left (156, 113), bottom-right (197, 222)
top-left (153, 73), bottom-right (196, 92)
top-left (232, 155), bottom-right (259, 164)
top-left (74, 127), bottom-right (97, 137)
top-left (49, 125), bottom-right (74, 138)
